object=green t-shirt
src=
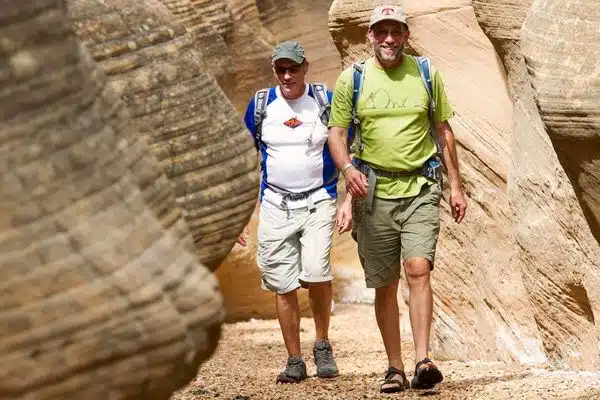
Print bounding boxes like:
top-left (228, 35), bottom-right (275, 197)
top-left (328, 55), bottom-right (454, 198)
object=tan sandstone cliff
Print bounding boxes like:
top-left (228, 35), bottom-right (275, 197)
top-left (67, 0), bottom-right (259, 271)
top-left (471, 0), bottom-right (600, 370)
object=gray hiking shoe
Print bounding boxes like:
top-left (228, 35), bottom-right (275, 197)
top-left (313, 340), bottom-right (339, 378)
top-left (276, 356), bottom-right (308, 384)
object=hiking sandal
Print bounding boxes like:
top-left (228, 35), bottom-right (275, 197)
top-left (411, 357), bottom-right (443, 389)
top-left (380, 367), bottom-right (410, 393)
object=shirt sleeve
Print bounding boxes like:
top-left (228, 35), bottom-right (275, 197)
top-left (243, 97), bottom-right (256, 137)
top-left (327, 67), bottom-right (354, 129)
top-left (430, 64), bottom-right (455, 123)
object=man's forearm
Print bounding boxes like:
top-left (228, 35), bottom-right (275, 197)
top-left (328, 126), bottom-right (352, 170)
top-left (436, 121), bottom-right (462, 191)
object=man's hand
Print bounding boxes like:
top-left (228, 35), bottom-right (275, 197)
top-left (345, 167), bottom-right (369, 198)
top-left (449, 188), bottom-right (467, 223)
top-left (236, 225), bottom-right (250, 247)
top-left (336, 196), bottom-right (353, 234)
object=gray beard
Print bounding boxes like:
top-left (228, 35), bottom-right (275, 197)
top-left (375, 44), bottom-right (404, 63)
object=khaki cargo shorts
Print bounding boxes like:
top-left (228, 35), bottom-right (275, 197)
top-left (257, 199), bottom-right (337, 294)
top-left (352, 183), bottom-right (442, 288)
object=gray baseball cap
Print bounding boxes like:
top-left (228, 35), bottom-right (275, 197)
top-left (369, 5), bottom-right (408, 28)
top-left (272, 41), bottom-right (306, 64)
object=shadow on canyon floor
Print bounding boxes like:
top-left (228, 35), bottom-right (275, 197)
top-left (172, 304), bottom-right (600, 400)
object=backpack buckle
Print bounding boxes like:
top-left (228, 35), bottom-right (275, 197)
top-left (421, 156), bottom-right (443, 182)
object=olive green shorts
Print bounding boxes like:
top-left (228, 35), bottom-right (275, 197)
top-left (351, 183), bottom-right (442, 289)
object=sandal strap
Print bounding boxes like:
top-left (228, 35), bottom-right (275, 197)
top-left (384, 367), bottom-right (407, 382)
top-left (415, 357), bottom-right (435, 373)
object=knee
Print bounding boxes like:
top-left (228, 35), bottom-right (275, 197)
top-left (404, 258), bottom-right (431, 287)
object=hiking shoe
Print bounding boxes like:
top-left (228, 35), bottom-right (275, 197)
top-left (276, 356), bottom-right (308, 384)
top-left (313, 340), bottom-right (339, 378)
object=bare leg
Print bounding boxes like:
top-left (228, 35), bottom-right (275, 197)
top-left (404, 257), bottom-right (433, 362)
top-left (374, 278), bottom-right (404, 370)
top-left (308, 281), bottom-right (333, 341)
top-left (276, 289), bottom-right (302, 357)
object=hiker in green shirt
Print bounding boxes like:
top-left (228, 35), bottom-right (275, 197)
top-left (328, 4), bottom-right (467, 393)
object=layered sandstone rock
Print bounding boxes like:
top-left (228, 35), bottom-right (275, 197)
top-left (471, 0), bottom-right (600, 370)
top-left (0, 0), bottom-right (224, 397)
top-left (520, 0), bottom-right (600, 244)
top-left (173, 0), bottom-right (275, 112)
top-left (67, 0), bottom-right (259, 270)
top-left (161, 0), bottom-right (237, 96)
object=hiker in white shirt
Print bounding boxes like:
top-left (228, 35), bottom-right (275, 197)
top-left (239, 41), bottom-right (352, 384)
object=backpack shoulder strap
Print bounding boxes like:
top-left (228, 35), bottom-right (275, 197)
top-left (310, 82), bottom-right (331, 126)
top-left (350, 60), bottom-right (367, 153)
top-left (351, 60), bottom-right (367, 113)
top-left (415, 55), bottom-right (441, 154)
top-left (415, 56), bottom-right (436, 115)
top-left (253, 88), bottom-right (269, 150)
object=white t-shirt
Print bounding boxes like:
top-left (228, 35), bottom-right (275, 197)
top-left (244, 84), bottom-right (337, 209)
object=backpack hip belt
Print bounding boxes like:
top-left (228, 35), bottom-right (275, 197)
top-left (353, 156), bottom-right (443, 214)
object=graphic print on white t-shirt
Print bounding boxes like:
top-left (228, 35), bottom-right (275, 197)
top-left (244, 84), bottom-right (337, 209)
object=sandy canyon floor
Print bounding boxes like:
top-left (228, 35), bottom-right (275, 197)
top-left (173, 304), bottom-right (600, 400)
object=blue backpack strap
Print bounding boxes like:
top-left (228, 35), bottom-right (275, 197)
top-left (415, 56), bottom-right (435, 115)
top-left (310, 82), bottom-right (331, 126)
top-left (416, 56), bottom-right (440, 154)
top-left (351, 63), bottom-right (364, 110)
top-left (350, 60), bottom-right (366, 153)
top-left (253, 88), bottom-right (269, 150)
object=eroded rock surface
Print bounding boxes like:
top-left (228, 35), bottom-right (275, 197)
top-left (472, 0), bottom-right (600, 370)
top-left (0, 1), bottom-right (224, 398)
top-left (520, 0), bottom-right (600, 243)
top-left (67, 0), bottom-right (259, 270)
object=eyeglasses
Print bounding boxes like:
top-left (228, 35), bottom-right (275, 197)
top-left (274, 63), bottom-right (304, 75)
top-left (372, 28), bottom-right (405, 40)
